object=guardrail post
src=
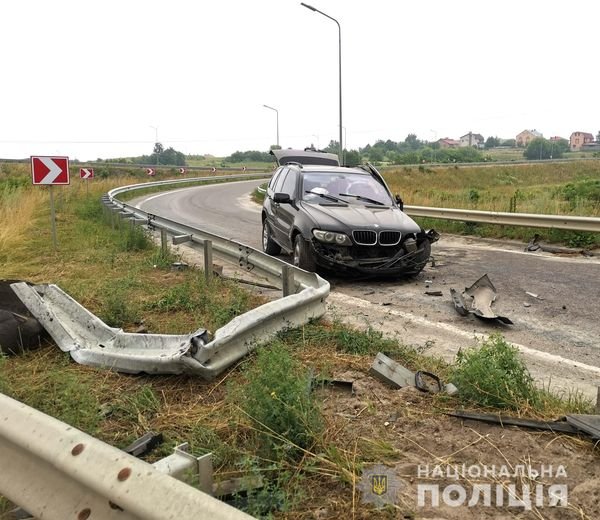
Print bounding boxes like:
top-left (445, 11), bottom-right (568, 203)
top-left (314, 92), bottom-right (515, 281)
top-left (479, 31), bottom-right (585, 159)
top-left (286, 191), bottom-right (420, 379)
top-left (204, 240), bottom-right (213, 283)
top-left (161, 229), bottom-right (168, 257)
top-left (281, 265), bottom-right (295, 297)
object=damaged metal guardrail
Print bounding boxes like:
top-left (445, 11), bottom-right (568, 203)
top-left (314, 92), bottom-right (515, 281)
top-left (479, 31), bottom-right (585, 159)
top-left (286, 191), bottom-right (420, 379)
top-left (12, 174), bottom-right (330, 379)
top-left (0, 392), bottom-right (253, 520)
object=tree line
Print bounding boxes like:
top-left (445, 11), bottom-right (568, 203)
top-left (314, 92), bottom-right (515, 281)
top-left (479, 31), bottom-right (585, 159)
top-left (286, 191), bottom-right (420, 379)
top-left (96, 133), bottom-right (583, 167)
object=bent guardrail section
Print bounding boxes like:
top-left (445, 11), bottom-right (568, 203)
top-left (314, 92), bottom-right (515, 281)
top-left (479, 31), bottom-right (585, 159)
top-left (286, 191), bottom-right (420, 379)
top-left (0, 392), bottom-right (253, 520)
top-left (13, 175), bottom-right (329, 379)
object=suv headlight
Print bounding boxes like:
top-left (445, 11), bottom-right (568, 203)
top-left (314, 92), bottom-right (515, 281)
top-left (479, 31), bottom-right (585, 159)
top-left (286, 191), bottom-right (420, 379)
top-left (312, 229), bottom-right (352, 246)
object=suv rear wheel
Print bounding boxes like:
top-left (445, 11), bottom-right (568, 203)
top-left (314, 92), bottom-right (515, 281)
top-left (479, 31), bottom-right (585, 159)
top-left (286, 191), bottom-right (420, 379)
top-left (262, 220), bottom-right (281, 255)
top-left (293, 234), bottom-right (317, 272)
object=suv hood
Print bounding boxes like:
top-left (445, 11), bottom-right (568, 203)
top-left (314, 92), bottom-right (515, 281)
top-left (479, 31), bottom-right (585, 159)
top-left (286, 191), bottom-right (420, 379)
top-left (301, 202), bottom-right (421, 234)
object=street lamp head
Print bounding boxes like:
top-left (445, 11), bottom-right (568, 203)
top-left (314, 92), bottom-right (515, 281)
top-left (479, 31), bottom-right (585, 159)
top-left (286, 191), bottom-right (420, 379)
top-left (300, 2), bottom-right (317, 11)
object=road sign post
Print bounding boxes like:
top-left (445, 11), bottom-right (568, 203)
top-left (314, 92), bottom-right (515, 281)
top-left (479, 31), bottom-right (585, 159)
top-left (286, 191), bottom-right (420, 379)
top-left (31, 156), bottom-right (70, 250)
top-left (80, 168), bottom-right (94, 195)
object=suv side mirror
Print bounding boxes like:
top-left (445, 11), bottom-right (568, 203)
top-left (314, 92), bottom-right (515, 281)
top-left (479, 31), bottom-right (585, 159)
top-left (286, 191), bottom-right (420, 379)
top-left (395, 194), bottom-right (404, 211)
top-left (273, 192), bottom-right (292, 204)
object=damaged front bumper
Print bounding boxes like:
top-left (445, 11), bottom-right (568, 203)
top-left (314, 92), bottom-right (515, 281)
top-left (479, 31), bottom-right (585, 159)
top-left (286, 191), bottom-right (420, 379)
top-left (311, 229), bottom-right (439, 276)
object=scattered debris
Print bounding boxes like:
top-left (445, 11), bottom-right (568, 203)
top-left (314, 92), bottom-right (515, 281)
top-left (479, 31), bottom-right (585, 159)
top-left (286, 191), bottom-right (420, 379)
top-left (523, 302), bottom-right (531, 308)
top-left (369, 352), bottom-right (456, 395)
top-left (525, 291), bottom-right (544, 300)
top-left (451, 410), bottom-right (600, 441)
top-left (565, 415), bottom-right (600, 440)
top-left (171, 262), bottom-right (189, 271)
top-left (124, 431), bottom-right (164, 457)
top-left (525, 234), bottom-right (594, 256)
top-left (450, 274), bottom-right (513, 325)
top-left (312, 378), bottom-right (355, 394)
top-left (425, 290), bottom-right (443, 297)
top-left (414, 370), bottom-right (443, 393)
top-left (449, 410), bottom-right (579, 435)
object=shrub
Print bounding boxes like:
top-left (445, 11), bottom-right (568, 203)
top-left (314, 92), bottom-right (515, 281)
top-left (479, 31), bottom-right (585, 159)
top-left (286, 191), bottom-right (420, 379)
top-left (451, 334), bottom-right (538, 410)
top-left (232, 342), bottom-right (321, 459)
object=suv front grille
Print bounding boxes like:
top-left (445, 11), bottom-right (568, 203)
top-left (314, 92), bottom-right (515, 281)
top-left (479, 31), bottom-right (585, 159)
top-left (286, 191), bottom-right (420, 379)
top-left (378, 231), bottom-right (401, 245)
top-left (352, 230), bottom-right (377, 245)
top-left (352, 230), bottom-right (401, 246)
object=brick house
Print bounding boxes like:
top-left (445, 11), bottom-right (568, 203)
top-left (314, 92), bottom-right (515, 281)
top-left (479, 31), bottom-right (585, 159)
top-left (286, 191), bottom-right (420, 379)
top-left (437, 138), bottom-right (461, 149)
top-left (569, 131), bottom-right (594, 151)
top-left (516, 129), bottom-right (543, 147)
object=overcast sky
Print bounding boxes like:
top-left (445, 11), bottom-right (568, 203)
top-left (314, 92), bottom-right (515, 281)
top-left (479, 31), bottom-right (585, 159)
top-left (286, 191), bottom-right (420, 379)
top-left (1, 0), bottom-right (598, 160)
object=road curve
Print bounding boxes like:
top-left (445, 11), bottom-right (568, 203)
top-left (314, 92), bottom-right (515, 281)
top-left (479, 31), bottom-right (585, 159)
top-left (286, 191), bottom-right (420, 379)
top-left (135, 180), bottom-right (600, 399)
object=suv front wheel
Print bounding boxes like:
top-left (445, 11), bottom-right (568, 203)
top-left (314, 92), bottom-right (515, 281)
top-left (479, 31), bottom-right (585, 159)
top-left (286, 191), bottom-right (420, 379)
top-left (262, 220), bottom-right (281, 255)
top-left (293, 234), bottom-right (317, 272)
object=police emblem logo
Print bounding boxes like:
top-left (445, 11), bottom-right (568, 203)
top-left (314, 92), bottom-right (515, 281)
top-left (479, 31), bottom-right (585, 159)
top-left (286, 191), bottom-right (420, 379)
top-left (358, 464), bottom-right (402, 507)
top-left (370, 474), bottom-right (388, 496)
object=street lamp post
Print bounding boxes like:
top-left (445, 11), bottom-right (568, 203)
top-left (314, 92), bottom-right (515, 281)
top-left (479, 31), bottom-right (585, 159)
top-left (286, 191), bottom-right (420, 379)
top-left (300, 2), bottom-right (343, 165)
top-left (262, 105), bottom-right (279, 148)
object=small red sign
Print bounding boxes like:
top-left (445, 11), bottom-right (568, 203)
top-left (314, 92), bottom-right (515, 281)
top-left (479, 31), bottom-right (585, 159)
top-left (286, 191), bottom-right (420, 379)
top-left (179, 167), bottom-right (186, 174)
top-left (31, 156), bottom-right (70, 185)
top-left (146, 168), bottom-right (155, 176)
top-left (80, 168), bottom-right (94, 179)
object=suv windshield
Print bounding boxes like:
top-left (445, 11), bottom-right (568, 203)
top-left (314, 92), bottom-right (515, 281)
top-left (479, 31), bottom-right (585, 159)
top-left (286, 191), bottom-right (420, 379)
top-left (302, 172), bottom-right (392, 206)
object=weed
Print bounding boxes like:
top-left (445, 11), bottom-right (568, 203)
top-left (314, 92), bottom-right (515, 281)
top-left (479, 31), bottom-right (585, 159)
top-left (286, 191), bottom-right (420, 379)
top-left (75, 196), bottom-right (104, 220)
top-left (231, 342), bottom-right (322, 460)
top-left (451, 334), bottom-right (538, 410)
top-left (114, 385), bottom-right (161, 426)
top-left (468, 189), bottom-right (480, 203)
top-left (230, 456), bottom-right (298, 518)
top-left (100, 287), bottom-right (140, 327)
top-left (121, 224), bottom-right (152, 252)
top-left (279, 319), bottom-right (397, 356)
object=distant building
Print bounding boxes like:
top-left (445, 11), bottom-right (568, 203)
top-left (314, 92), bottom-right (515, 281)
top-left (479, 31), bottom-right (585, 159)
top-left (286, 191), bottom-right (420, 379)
top-left (569, 131), bottom-right (594, 151)
top-left (459, 132), bottom-right (485, 148)
top-left (437, 138), bottom-right (461, 149)
top-left (581, 142), bottom-right (600, 152)
top-left (549, 136), bottom-right (566, 142)
top-left (516, 129), bottom-right (543, 147)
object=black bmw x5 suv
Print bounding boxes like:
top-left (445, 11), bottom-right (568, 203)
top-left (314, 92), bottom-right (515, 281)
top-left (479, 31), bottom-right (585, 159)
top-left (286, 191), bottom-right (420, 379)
top-left (262, 149), bottom-right (439, 276)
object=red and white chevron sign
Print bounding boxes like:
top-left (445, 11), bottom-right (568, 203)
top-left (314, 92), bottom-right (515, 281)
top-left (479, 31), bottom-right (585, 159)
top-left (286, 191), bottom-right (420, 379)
top-left (80, 168), bottom-right (94, 179)
top-left (31, 156), bottom-right (70, 185)
top-left (179, 167), bottom-right (186, 174)
top-left (146, 168), bottom-right (155, 176)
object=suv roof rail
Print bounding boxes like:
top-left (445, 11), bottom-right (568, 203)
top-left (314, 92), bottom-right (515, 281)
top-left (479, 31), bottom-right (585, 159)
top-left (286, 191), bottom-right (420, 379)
top-left (284, 161), bottom-right (304, 168)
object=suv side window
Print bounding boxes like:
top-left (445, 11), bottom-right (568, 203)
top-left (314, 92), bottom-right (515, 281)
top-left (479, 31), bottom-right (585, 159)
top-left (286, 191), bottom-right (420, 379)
top-left (272, 168), bottom-right (289, 193)
top-left (280, 169), bottom-right (298, 198)
top-left (268, 167), bottom-right (284, 191)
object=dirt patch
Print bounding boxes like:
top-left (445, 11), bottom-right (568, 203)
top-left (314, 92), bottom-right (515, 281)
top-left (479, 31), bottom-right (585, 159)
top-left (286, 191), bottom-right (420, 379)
top-left (313, 367), bottom-right (600, 519)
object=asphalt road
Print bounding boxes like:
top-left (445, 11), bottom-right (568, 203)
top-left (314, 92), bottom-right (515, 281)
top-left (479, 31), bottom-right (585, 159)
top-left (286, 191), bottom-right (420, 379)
top-left (136, 179), bottom-right (600, 398)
